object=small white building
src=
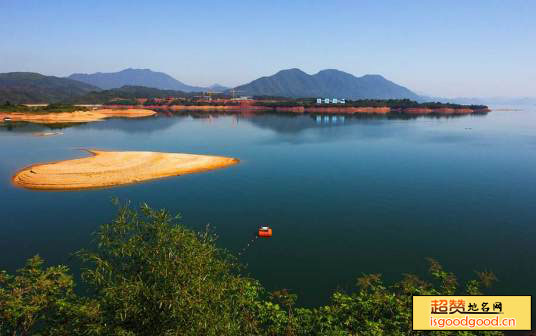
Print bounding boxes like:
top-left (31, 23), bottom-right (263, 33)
top-left (231, 96), bottom-right (253, 101)
top-left (317, 98), bottom-right (346, 104)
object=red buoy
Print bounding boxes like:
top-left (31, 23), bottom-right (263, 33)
top-left (258, 226), bottom-right (272, 238)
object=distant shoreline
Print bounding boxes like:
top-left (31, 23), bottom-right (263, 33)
top-left (103, 104), bottom-right (490, 116)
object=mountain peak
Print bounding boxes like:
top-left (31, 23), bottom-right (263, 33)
top-left (275, 68), bottom-right (308, 75)
top-left (68, 69), bottom-right (205, 92)
top-left (316, 69), bottom-right (348, 75)
top-left (130, 68), bottom-right (151, 71)
top-left (234, 68), bottom-right (419, 99)
top-left (315, 69), bottom-right (356, 80)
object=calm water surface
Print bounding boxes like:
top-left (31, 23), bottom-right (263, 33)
top-left (1, 107), bottom-right (535, 306)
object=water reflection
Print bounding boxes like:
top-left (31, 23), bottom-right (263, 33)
top-left (0, 110), bottom-right (486, 137)
top-left (315, 115), bottom-right (345, 124)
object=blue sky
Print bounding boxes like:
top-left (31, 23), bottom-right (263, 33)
top-left (1, 0), bottom-right (534, 97)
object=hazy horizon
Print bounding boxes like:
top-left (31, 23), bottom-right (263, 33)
top-left (1, 0), bottom-right (534, 98)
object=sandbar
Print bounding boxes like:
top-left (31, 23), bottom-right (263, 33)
top-left (12, 150), bottom-right (239, 190)
top-left (1, 109), bottom-right (156, 124)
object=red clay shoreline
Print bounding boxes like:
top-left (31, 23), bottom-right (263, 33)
top-left (104, 104), bottom-right (490, 116)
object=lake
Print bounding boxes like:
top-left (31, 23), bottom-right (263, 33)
top-left (1, 108), bottom-right (535, 307)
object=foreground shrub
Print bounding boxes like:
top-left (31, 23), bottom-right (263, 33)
top-left (1, 202), bottom-right (503, 336)
top-left (76, 202), bottom-right (262, 336)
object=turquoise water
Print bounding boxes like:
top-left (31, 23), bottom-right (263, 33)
top-left (1, 108), bottom-right (535, 306)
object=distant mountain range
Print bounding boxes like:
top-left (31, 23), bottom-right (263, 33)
top-left (233, 68), bottom-right (420, 100)
top-left (68, 68), bottom-right (419, 99)
top-left (69, 68), bottom-right (227, 92)
top-left (0, 72), bottom-right (98, 104)
top-left (2, 68), bottom-right (533, 106)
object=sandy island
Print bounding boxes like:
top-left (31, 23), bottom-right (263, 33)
top-left (12, 150), bottom-right (239, 190)
top-left (1, 109), bottom-right (156, 124)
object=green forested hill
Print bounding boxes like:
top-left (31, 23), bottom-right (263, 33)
top-left (233, 68), bottom-right (421, 100)
top-left (0, 72), bottom-right (99, 104)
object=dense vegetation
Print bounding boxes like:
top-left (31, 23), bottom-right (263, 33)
top-left (85, 89), bottom-right (231, 106)
top-left (0, 72), bottom-right (98, 104)
top-left (67, 86), bottom-right (195, 104)
top-left (0, 101), bottom-right (88, 113)
top-left (254, 99), bottom-right (488, 110)
top-left (106, 97), bottom-right (487, 111)
top-left (1, 202), bottom-right (502, 336)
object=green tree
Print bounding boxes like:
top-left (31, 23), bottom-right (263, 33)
top-left (0, 255), bottom-right (100, 336)
top-left (76, 202), bottom-right (262, 336)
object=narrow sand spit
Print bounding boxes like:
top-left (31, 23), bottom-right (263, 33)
top-left (0, 109), bottom-right (156, 124)
top-left (12, 150), bottom-right (239, 190)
